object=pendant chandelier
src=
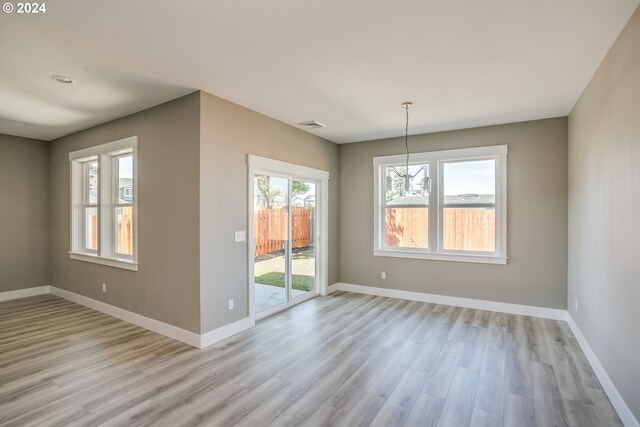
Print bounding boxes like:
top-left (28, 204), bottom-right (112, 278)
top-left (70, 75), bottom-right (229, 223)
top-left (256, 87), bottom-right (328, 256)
top-left (385, 102), bottom-right (431, 194)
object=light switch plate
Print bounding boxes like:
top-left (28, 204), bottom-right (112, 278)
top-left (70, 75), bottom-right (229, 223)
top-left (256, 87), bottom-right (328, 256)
top-left (235, 231), bottom-right (246, 242)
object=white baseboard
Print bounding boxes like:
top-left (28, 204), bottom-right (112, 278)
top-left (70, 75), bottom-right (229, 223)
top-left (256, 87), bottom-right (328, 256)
top-left (566, 314), bottom-right (639, 427)
top-left (327, 283), bottom-right (339, 294)
top-left (1, 286), bottom-right (253, 350)
top-left (333, 282), bottom-right (567, 320)
top-left (49, 287), bottom-right (202, 348)
top-left (0, 286), bottom-right (51, 301)
top-left (200, 317), bottom-right (252, 349)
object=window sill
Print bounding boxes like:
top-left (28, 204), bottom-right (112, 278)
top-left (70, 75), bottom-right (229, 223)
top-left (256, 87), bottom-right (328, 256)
top-left (373, 249), bottom-right (507, 265)
top-left (69, 252), bottom-right (138, 271)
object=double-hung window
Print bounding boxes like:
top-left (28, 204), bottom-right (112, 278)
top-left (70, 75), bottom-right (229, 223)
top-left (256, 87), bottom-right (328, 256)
top-left (374, 145), bottom-right (507, 264)
top-left (69, 136), bottom-right (138, 271)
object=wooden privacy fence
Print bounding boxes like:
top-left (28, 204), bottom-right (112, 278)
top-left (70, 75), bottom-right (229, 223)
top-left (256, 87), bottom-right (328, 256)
top-left (385, 207), bottom-right (495, 252)
top-left (87, 207), bottom-right (133, 255)
top-left (385, 208), bottom-right (428, 248)
top-left (117, 207), bottom-right (133, 255)
top-left (254, 207), bottom-right (313, 256)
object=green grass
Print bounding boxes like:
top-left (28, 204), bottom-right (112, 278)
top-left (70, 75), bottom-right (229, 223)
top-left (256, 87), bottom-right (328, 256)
top-left (254, 272), bottom-right (315, 292)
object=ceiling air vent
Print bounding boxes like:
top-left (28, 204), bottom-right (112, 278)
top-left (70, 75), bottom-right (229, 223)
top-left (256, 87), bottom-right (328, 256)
top-left (298, 120), bottom-right (326, 130)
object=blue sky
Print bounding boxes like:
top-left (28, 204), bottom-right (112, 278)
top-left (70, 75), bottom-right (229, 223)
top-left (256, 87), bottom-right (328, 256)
top-left (443, 160), bottom-right (495, 195)
top-left (119, 156), bottom-right (133, 179)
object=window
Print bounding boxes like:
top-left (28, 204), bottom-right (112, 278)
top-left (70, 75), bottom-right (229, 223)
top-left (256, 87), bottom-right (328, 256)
top-left (374, 145), bottom-right (507, 264)
top-left (384, 163), bottom-right (430, 249)
top-left (69, 136), bottom-right (138, 271)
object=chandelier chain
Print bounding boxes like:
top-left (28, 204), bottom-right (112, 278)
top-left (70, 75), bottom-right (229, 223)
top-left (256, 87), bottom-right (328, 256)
top-left (405, 104), bottom-right (410, 173)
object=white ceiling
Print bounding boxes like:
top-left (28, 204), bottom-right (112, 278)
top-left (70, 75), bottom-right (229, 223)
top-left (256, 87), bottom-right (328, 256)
top-left (0, 0), bottom-right (638, 143)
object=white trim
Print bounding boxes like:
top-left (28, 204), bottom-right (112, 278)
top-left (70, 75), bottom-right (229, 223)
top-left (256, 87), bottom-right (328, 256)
top-left (248, 162), bottom-right (256, 325)
top-left (0, 286), bottom-right (51, 301)
top-left (333, 282), bottom-right (566, 320)
top-left (49, 286), bottom-right (200, 347)
top-left (498, 150), bottom-right (507, 258)
top-left (248, 154), bottom-right (329, 181)
top-left (373, 161), bottom-right (383, 252)
top-left (69, 252), bottom-right (138, 271)
top-left (566, 314), bottom-right (640, 427)
top-left (247, 154), bottom-right (330, 324)
top-left (374, 249), bottom-right (507, 265)
top-left (318, 178), bottom-right (329, 296)
top-left (2, 286), bottom-right (252, 350)
top-left (70, 138), bottom-right (138, 268)
top-left (248, 160), bottom-right (256, 326)
top-left (373, 144), bottom-right (508, 166)
top-left (255, 291), bottom-right (319, 321)
top-left (69, 136), bottom-right (138, 161)
top-left (373, 144), bottom-right (507, 264)
top-left (200, 317), bottom-right (252, 349)
top-left (327, 283), bottom-right (339, 294)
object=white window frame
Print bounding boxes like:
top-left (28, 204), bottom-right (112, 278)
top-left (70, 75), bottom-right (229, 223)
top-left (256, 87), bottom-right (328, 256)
top-left (69, 136), bottom-right (138, 271)
top-left (81, 158), bottom-right (99, 254)
top-left (373, 144), bottom-right (507, 265)
top-left (247, 154), bottom-right (330, 326)
top-left (112, 153), bottom-right (134, 259)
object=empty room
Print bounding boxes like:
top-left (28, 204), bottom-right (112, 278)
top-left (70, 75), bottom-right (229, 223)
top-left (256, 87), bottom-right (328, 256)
top-left (0, 1), bottom-right (638, 426)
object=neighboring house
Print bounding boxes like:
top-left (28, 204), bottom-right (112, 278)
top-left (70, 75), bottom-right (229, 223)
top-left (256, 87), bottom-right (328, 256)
top-left (119, 178), bottom-right (133, 203)
top-left (87, 177), bottom-right (132, 203)
top-left (386, 194), bottom-right (495, 206)
top-left (293, 189), bottom-right (315, 207)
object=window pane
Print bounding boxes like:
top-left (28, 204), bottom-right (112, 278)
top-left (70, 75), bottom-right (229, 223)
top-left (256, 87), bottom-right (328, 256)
top-left (291, 180), bottom-right (316, 295)
top-left (443, 160), bottom-right (495, 206)
top-left (253, 175), bottom-right (288, 313)
top-left (115, 206), bottom-right (133, 255)
top-left (85, 161), bottom-right (98, 205)
top-left (385, 207), bottom-right (428, 248)
top-left (117, 155), bottom-right (133, 203)
top-left (442, 160), bottom-right (496, 252)
top-left (85, 207), bottom-right (98, 250)
top-left (443, 208), bottom-right (496, 252)
top-left (384, 164), bottom-right (429, 205)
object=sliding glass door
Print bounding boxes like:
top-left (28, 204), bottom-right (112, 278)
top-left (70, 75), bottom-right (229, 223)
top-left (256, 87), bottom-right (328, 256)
top-left (253, 175), bottom-right (317, 316)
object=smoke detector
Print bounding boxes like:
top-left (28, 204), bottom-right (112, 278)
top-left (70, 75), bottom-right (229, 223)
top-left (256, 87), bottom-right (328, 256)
top-left (298, 120), bottom-right (326, 130)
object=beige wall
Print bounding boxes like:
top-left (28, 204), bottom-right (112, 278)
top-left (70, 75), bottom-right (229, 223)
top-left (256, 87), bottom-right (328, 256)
top-left (49, 93), bottom-right (202, 333)
top-left (568, 5), bottom-right (640, 420)
top-left (199, 91), bottom-right (340, 333)
top-left (41, 88), bottom-right (340, 335)
top-left (339, 118), bottom-right (568, 309)
top-left (0, 134), bottom-right (50, 292)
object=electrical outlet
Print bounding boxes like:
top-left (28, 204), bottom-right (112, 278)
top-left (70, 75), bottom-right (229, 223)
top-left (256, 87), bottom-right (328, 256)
top-left (102, 283), bottom-right (107, 293)
top-left (575, 299), bottom-right (578, 311)
top-left (228, 299), bottom-right (234, 310)
top-left (381, 272), bottom-right (386, 279)
top-left (234, 231), bottom-right (246, 242)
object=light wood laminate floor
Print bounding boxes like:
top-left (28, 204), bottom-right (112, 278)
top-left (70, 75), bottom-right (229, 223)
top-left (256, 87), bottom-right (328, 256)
top-left (0, 292), bottom-right (623, 427)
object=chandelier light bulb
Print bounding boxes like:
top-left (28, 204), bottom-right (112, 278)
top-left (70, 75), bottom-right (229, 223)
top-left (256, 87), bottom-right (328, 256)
top-left (423, 175), bottom-right (431, 192)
